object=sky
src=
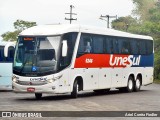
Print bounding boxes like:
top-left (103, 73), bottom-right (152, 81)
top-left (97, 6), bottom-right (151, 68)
top-left (0, 0), bottom-right (134, 40)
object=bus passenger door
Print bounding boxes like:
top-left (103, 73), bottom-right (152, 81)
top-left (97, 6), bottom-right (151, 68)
top-left (83, 68), bottom-right (99, 90)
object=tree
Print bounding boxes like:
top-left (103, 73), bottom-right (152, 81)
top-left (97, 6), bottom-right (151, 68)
top-left (112, 16), bottom-right (138, 32)
top-left (1, 30), bottom-right (20, 41)
top-left (112, 0), bottom-right (160, 79)
top-left (1, 19), bottom-right (37, 41)
top-left (132, 0), bottom-right (160, 79)
top-left (14, 19), bottom-right (36, 31)
top-left (132, 0), bottom-right (156, 21)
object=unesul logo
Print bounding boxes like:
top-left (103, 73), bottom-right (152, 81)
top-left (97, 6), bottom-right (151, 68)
top-left (109, 55), bottom-right (141, 67)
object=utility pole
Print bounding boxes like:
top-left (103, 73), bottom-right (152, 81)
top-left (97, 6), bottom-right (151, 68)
top-left (100, 15), bottom-right (117, 28)
top-left (65, 5), bottom-right (77, 24)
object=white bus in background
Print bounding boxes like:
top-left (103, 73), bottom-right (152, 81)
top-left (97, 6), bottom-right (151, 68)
top-left (0, 42), bottom-right (15, 90)
top-left (12, 24), bottom-right (154, 99)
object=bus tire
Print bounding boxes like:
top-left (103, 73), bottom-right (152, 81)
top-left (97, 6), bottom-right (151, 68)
top-left (71, 80), bottom-right (78, 98)
top-left (134, 76), bottom-right (141, 92)
top-left (35, 93), bottom-right (42, 100)
top-left (126, 76), bottom-right (134, 92)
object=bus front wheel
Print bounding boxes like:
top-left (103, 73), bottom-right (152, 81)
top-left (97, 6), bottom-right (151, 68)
top-left (71, 80), bottom-right (79, 98)
top-left (35, 93), bottom-right (42, 100)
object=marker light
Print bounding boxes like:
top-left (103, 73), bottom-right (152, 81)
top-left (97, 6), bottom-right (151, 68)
top-left (48, 79), bottom-right (54, 83)
top-left (12, 76), bottom-right (18, 83)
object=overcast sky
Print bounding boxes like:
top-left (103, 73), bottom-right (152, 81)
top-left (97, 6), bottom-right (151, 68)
top-left (0, 0), bottom-right (134, 40)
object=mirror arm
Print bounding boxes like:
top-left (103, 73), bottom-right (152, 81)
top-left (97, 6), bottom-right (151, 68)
top-left (4, 42), bottom-right (15, 57)
top-left (62, 40), bottom-right (68, 57)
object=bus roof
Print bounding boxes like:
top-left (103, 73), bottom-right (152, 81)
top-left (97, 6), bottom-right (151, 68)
top-left (20, 24), bottom-right (153, 40)
top-left (0, 41), bottom-right (15, 46)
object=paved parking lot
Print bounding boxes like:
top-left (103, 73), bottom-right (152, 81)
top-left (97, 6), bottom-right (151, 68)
top-left (0, 83), bottom-right (160, 119)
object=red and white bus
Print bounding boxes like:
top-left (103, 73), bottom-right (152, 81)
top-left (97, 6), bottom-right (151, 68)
top-left (12, 24), bottom-right (154, 99)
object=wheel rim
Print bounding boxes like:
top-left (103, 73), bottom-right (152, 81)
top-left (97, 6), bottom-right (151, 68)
top-left (128, 79), bottom-right (133, 90)
top-left (136, 79), bottom-right (141, 89)
top-left (77, 84), bottom-right (79, 93)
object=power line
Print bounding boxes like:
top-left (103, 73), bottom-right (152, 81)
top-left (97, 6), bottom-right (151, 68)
top-left (65, 5), bottom-right (77, 24)
top-left (100, 15), bottom-right (117, 28)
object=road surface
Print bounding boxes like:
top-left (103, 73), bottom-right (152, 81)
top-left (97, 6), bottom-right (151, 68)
top-left (0, 83), bottom-right (159, 120)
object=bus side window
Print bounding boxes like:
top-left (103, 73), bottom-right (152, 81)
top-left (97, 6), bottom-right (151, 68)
top-left (146, 40), bottom-right (153, 55)
top-left (113, 38), bottom-right (120, 54)
top-left (139, 40), bottom-right (147, 55)
top-left (7, 46), bottom-right (15, 62)
top-left (0, 47), bottom-right (3, 61)
top-left (92, 35), bottom-right (103, 54)
top-left (77, 34), bottom-right (92, 57)
top-left (130, 39), bottom-right (139, 55)
top-left (0, 46), bottom-right (5, 62)
top-left (104, 37), bottom-right (113, 54)
top-left (59, 32), bottom-right (77, 70)
top-left (83, 37), bottom-right (92, 53)
top-left (120, 39), bottom-right (130, 54)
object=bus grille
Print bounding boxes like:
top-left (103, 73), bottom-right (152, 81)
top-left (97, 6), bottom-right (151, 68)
top-left (17, 81), bottom-right (47, 86)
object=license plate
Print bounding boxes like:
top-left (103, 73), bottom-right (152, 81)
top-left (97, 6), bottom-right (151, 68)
top-left (27, 87), bottom-right (35, 92)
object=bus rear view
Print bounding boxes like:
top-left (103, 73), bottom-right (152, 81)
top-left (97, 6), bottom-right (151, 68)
top-left (0, 42), bottom-right (15, 90)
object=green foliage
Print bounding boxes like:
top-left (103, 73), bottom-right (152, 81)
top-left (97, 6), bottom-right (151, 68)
top-left (154, 50), bottom-right (160, 79)
top-left (14, 19), bottom-right (37, 31)
top-left (112, 0), bottom-right (160, 80)
top-left (112, 16), bottom-right (137, 32)
top-left (132, 0), bottom-right (156, 20)
top-left (1, 19), bottom-right (37, 41)
top-left (1, 30), bottom-right (20, 41)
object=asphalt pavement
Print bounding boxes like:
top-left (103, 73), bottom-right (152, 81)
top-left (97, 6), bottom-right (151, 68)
top-left (0, 83), bottom-right (160, 120)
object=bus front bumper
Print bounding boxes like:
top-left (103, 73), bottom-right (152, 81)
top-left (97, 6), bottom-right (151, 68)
top-left (12, 81), bottom-right (59, 93)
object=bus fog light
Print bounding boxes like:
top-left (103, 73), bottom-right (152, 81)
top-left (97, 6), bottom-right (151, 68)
top-left (48, 79), bottom-right (54, 83)
top-left (52, 86), bottom-right (56, 90)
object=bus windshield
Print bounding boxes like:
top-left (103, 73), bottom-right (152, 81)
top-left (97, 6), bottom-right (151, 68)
top-left (13, 36), bottom-right (61, 76)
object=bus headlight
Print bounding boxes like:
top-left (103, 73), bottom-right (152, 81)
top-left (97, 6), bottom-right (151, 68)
top-left (53, 74), bottom-right (63, 80)
top-left (47, 74), bottom-right (63, 83)
top-left (12, 76), bottom-right (18, 83)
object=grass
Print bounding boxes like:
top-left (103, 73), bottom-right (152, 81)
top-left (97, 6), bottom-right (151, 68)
top-left (153, 79), bottom-right (160, 84)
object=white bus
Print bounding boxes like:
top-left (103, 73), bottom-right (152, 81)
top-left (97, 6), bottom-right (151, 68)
top-left (12, 24), bottom-right (154, 99)
top-left (0, 42), bottom-right (15, 90)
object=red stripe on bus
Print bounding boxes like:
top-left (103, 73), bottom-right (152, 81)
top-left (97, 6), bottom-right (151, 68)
top-left (74, 54), bottom-right (130, 68)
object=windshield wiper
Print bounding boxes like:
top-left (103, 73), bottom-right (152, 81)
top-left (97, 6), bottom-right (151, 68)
top-left (20, 54), bottom-right (31, 73)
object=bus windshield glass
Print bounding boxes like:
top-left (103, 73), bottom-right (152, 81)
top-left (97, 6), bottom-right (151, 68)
top-left (13, 36), bottom-right (61, 76)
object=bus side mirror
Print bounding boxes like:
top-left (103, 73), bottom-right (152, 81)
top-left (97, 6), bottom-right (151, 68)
top-left (62, 40), bottom-right (68, 57)
top-left (4, 42), bottom-right (15, 57)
